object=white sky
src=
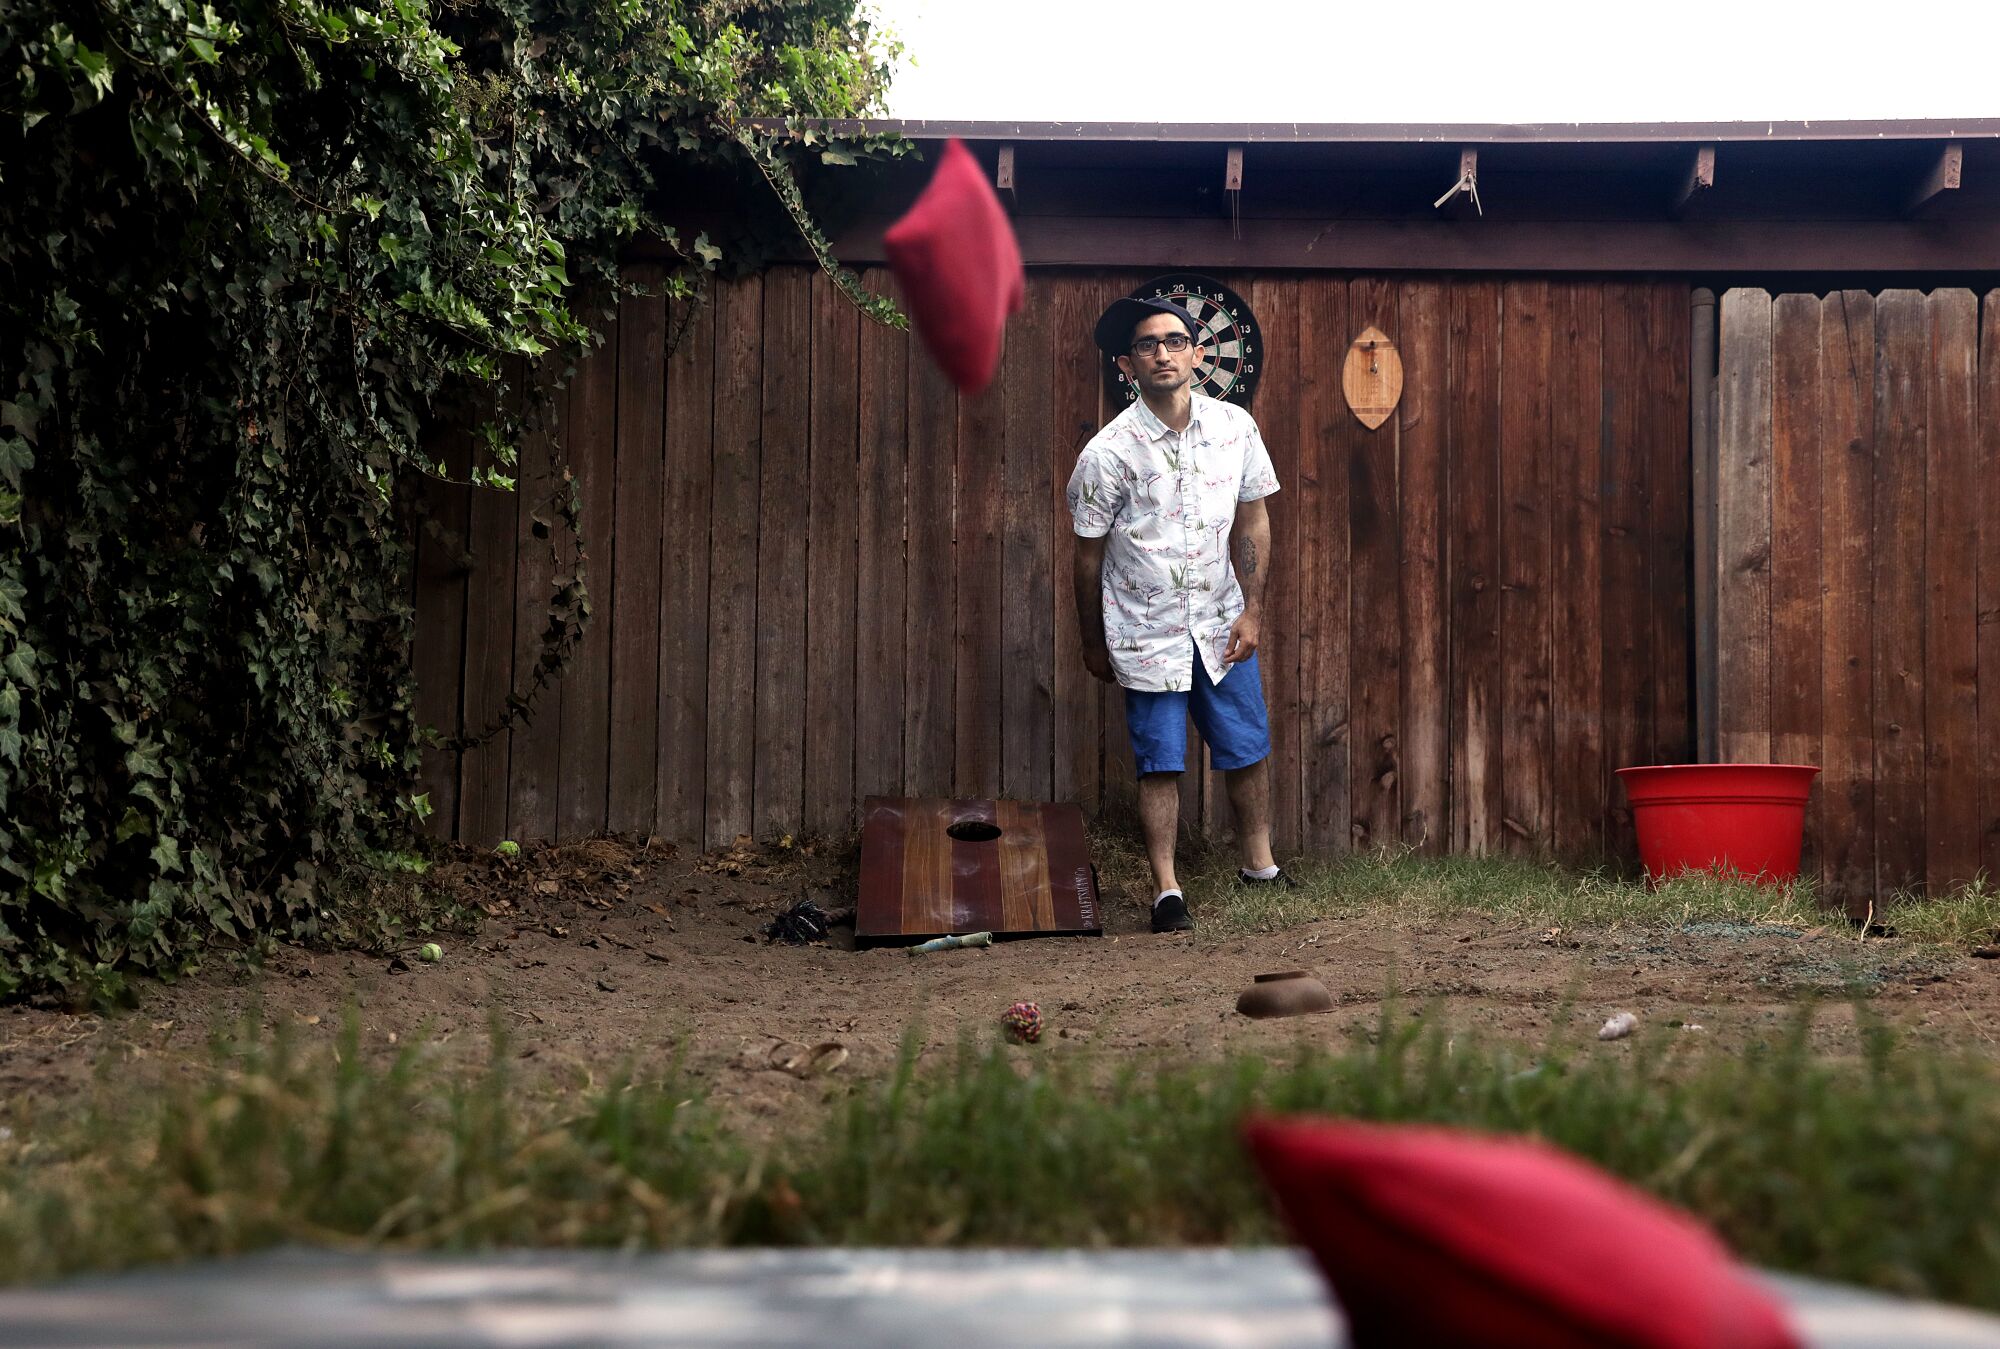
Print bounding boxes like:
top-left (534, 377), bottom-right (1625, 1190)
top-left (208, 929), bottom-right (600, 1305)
top-left (872, 0), bottom-right (1996, 125)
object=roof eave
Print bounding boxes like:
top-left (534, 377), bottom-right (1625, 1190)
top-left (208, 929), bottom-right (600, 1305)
top-left (756, 117), bottom-right (2000, 145)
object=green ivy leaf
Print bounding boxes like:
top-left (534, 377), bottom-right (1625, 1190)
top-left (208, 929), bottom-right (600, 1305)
top-left (125, 744), bottom-right (166, 780)
top-left (0, 436), bottom-right (32, 489)
top-left (150, 835), bottom-right (183, 875)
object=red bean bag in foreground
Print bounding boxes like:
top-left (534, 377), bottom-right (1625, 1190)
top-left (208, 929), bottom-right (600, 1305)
top-left (1243, 1117), bottom-right (1800, 1349)
top-left (882, 138), bottom-right (1024, 395)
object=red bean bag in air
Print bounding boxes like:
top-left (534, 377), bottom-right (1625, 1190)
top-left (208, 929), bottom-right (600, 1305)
top-left (882, 138), bottom-right (1024, 395)
top-left (1242, 1117), bottom-right (1800, 1349)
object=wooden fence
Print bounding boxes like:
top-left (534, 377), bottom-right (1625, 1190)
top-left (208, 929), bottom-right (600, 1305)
top-left (1716, 287), bottom-right (2000, 906)
top-left (414, 266), bottom-right (1692, 859)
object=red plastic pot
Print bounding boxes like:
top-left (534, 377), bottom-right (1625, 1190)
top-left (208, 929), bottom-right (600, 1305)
top-left (1614, 764), bottom-right (1820, 885)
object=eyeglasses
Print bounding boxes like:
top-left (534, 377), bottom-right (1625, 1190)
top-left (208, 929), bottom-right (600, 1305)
top-left (1129, 333), bottom-right (1196, 357)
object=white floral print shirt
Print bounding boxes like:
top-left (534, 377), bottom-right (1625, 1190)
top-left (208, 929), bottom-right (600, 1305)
top-left (1066, 392), bottom-right (1281, 692)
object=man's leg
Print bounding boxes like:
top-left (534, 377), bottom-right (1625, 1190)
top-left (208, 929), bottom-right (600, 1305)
top-left (1189, 645), bottom-right (1283, 880)
top-left (1224, 757), bottom-right (1276, 873)
top-left (1138, 771), bottom-right (1181, 897)
top-left (1123, 684), bottom-right (1194, 931)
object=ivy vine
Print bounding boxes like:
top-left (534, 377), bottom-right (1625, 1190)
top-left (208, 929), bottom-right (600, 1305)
top-left (0, 0), bottom-right (908, 1003)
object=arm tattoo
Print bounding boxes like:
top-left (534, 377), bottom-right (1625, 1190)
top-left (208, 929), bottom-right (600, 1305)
top-left (1241, 538), bottom-right (1258, 577)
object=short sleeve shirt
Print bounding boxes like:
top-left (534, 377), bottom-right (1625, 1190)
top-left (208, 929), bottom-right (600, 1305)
top-left (1065, 393), bottom-right (1280, 691)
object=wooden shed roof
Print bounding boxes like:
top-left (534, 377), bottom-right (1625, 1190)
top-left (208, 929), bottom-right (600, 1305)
top-left (764, 119), bottom-right (2000, 281)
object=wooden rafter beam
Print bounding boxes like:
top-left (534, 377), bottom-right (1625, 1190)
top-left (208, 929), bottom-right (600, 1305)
top-left (1225, 144), bottom-right (1245, 237)
top-left (1434, 147), bottom-right (1481, 217)
top-left (1674, 145), bottom-right (1716, 216)
top-left (806, 214), bottom-right (2000, 273)
top-left (1906, 142), bottom-right (1962, 215)
top-left (995, 143), bottom-right (1016, 196)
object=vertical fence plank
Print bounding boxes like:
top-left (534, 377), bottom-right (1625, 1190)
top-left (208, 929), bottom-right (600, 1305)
top-left (1448, 280), bottom-right (1503, 855)
top-left (1002, 281), bottom-right (1055, 803)
top-left (1549, 283), bottom-right (1605, 859)
top-left (1601, 283), bottom-right (1660, 858)
top-left (413, 429), bottom-right (470, 838)
top-left (1297, 275), bottom-right (1351, 853)
top-left (705, 275), bottom-right (763, 849)
top-left (1346, 277), bottom-right (1400, 853)
top-left (457, 379), bottom-right (519, 847)
top-left (1499, 279), bottom-right (1553, 854)
top-left (509, 370), bottom-right (565, 843)
top-left (557, 310), bottom-right (619, 841)
top-left (954, 342), bottom-right (1005, 801)
top-left (804, 272), bottom-right (860, 836)
top-left (1925, 289), bottom-right (1979, 894)
top-left (1873, 289), bottom-right (1928, 894)
top-left (608, 270), bottom-right (665, 837)
top-left (1769, 292), bottom-right (1823, 872)
top-left (1648, 285), bottom-right (1694, 769)
top-left (1051, 275), bottom-right (1113, 813)
top-left (558, 309), bottom-right (619, 840)
top-left (1715, 288), bottom-right (1773, 770)
top-left (855, 269), bottom-right (908, 803)
top-left (753, 269), bottom-right (811, 840)
top-left (659, 295), bottom-right (715, 846)
top-left (1981, 291), bottom-right (2000, 889)
top-left (1097, 274), bottom-right (1140, 819)
top-left (1249, 275), bottom-right (1302, 854)
top-left (1819, 291), bottom-right (1877, 911)
top-left (905, 336), bottom-right (959, 799)
top-left (1398, 279), bottom-right (1450, 853)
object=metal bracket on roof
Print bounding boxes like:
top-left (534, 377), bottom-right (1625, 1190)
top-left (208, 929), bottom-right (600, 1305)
top-left (996, 143), bottom-right (1017, 207)
top-left (1906, 142), bottom-right (1962, 216)
top-left (1433, 147), bottom-right (1482, 217)
top-left (1673, 145), bottom-right (1716, 217)
top-left (1225, 145), bottom-right (1244, 239)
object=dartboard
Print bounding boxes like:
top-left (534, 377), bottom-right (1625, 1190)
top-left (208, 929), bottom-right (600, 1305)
top-left (1111, 273), bottom-right (1262, 407)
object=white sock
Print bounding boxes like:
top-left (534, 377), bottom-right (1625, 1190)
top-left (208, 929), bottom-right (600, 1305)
top-left (1241, 864), bottom-right (1281, 881)
top-left (1153, 889), bottom-right (1183, 907)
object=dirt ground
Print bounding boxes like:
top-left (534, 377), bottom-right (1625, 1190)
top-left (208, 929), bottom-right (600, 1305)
top-left (4, 833), bottom-right (1997, 1124)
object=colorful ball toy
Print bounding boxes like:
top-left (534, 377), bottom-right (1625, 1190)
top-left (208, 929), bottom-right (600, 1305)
top-left (1001, 1000), bottom-right (1043, 1044)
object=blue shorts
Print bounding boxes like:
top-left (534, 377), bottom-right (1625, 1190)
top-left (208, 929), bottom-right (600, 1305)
top-left (1124, 645), bottom-right (1272, 775)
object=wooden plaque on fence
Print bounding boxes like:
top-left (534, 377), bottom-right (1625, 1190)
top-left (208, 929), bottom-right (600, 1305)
top-left (856, 796), bottom-right (1103, 941)
top-left (1342, 325), bottom-right (1403, 430)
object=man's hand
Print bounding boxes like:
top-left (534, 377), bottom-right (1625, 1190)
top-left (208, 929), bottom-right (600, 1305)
top-left (1223, 612), bottom-right (1260, 664)
top-left (1082, 643), bottom-right (1117, 684)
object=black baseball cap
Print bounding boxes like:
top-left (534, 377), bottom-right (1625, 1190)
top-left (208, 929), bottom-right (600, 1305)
top-left (1093, 296), bottom-right (1201, 355)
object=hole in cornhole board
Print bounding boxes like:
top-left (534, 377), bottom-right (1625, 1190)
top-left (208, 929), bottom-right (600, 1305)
top-left (857, 796), bottom-right (1104, 944)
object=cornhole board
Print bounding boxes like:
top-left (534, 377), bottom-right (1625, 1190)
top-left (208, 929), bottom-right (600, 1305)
top-left (857, 796), bottom-right (1103, 942)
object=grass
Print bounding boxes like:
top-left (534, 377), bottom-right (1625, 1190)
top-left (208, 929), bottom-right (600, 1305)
top-left (1086, 808), bottom-right (2000, 952)
top-left (1204, 851), bottom-right (1823, 937)
top-left (6, 1006), bottom-right (2000, 1310)
top-left (1879, 876), bottom-right (2000, 949)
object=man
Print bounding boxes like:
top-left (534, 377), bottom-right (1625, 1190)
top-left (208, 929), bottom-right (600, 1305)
top-left (1066, 296), bottom-right (1291, 933)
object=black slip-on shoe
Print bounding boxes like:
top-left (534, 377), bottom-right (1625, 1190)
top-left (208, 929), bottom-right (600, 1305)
top-left (1239, 867), bottom-right (1299, 888)
top-left (1151, 892), bottom-right (1194, 933)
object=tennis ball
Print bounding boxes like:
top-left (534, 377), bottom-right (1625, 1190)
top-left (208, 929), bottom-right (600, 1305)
top-left (418, 942), bottom-right (443, 963)
top-left (494, 840), bottom-right (520, 858)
